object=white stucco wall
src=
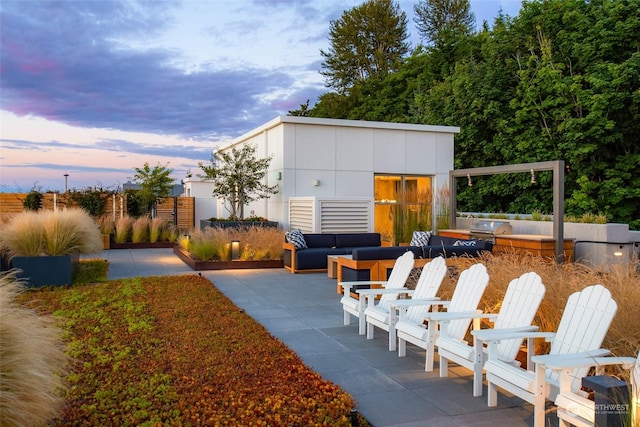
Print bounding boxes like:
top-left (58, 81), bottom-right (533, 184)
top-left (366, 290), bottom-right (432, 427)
top-left (182, 178), bottom-right (217, 223)
top-left (210, 116), bottom-right (459, 230)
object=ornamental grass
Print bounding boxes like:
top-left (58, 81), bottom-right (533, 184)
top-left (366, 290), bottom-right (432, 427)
top-left (0, 273), bottom-right (68, 427)
top-left (188, 226), bottom-right (285, 261)
top-left (114, 215), bottom-right (133, 244)
top-left (0, 209), bottom-right (103, 257)
top-left (19, 275), bottom-right (356, 426)
top-left (131, 216), bottom-right (149, 243)
top-left (435, 251), bottom-right (640, 368)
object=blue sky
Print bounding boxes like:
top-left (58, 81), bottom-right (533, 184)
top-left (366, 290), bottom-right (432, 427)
top-left (0, 0), bottom-right (521, 193)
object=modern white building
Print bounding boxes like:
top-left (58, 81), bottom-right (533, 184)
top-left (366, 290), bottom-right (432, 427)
top-left (183, 116), bottom-right (459, 245)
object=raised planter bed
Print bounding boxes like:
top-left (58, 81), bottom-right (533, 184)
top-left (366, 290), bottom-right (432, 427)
top-left (173, 246), bottom-right (284, 271)
top-left (109, 241), bottom-right (176, 249)
top-left (11, 254), bottom-right (79, 287)
top-left (200, 220), bottom-right (279, 230)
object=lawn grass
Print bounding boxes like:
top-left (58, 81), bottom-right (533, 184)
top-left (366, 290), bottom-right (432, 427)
top-left (72, 258), bottom-right (108, 284)
top-left (20, 275), bottom-right (357, 426)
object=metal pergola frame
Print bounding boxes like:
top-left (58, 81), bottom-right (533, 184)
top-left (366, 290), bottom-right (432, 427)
top-left (448, 160), bottom-right (566, 262)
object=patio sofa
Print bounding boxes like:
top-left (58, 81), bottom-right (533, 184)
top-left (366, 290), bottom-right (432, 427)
top-left (338, 235), bottom-right (493, 282)
top-left (283, 232), bottom-right (382, 273)
top-left (283, 231), bottom-right (492, 277)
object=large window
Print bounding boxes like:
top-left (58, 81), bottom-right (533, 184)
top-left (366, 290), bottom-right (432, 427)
top-left (374, 175), bottom-right (433, 245)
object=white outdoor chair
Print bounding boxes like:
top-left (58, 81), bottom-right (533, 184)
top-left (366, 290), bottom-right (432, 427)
top-left (363, 256), bottom-right (447, 351)
top-left (339, 251), bottom-right (414, 335)
top-left (435, 271), bottom-right (546, 397)
top-left (473, 284), bottom-right (618, 427)
top-left (536, 349), bottom-right (639, 427)
top-left (395, 263), bottom-right (490, 372)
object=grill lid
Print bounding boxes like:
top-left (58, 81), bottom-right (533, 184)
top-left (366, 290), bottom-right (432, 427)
top-left (470, 220), bottom-right (512, 235)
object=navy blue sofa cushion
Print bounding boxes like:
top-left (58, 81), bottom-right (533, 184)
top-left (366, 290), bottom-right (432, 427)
top-left (351, 246), bottom-right (422, 261)
top-left (335, 233), bottom-right (381, 248)
top-left (294, 248), bottom-right (348, 270)
top-left (303, 233), bottom-right (337, 248)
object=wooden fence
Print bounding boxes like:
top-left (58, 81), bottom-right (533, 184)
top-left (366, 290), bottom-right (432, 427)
top-left (0, 193), bottom-right (195, 229)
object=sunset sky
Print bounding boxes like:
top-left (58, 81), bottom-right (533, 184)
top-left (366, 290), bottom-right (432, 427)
top-left (0, 0), bottom-right (521, 193)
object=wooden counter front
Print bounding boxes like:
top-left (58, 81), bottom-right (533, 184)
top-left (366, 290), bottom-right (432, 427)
top-left (438, 230), bottom-right (574, 260)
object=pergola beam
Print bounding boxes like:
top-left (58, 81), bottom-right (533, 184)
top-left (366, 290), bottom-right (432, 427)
top-left (448, 160), bottom-right (565, 262)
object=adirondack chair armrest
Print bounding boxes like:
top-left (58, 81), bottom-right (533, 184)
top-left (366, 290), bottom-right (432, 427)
top-left (426, 310), bottom-right (484, 322)
top-left (535, 355), bottom-right (636, 371)
top-left (530, 349), bottom-right (613, 368)
top-left (356, 287), bottom-right (411, 295)
top-left (390, 297), bottom-right (442, 308)
top-left (471, 329), bottom-right (554, 343)
top-left (339, 280), bottom-right (387, 293)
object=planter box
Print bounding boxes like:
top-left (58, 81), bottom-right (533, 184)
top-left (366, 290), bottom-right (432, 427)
top-left (200, 220), bottom-right (279, 230)
top-left (11, 254), bottom-right (79, 287)
top-left (173, 246), bottom-right (284, 271)
top-left (102, 234), bottom-right (110, 250)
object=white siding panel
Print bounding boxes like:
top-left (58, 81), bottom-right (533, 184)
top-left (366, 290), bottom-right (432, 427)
top-left (294, 125), bottom-right (336, 170)
top-left (406, 131), bottom-right (438, 174)
top-left (335, 171), bottom-right (372, 197)
top-left (374, 129), bottom-right (406, 172)
top-left (336, 127), bottom-right (374, 171)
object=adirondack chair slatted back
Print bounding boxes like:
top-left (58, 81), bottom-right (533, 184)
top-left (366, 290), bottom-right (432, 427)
top-left (633, 350), bottom-right (640, 424)
top-left (403, 256), bottom-right (447, 321)
top-left (548, 284), bottom-right (618, 390)
top-left (377, 251), bottom-right (414, 311)
top-left (442, 263), bottom-right (490, 340)
top-left (493, 272), bottom-right (545, 361)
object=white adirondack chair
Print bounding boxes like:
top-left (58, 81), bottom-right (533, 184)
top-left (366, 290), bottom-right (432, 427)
top-left (363, 256), bottom-right (447, 351)
top-left (536, 349), bottom-right (639, 427)
top-left (435, 271), bottom-right (546, 397)
top-left (473, 284), bottom-right (618, 427)
top-left (395, 263), bottom-right (490, 372)
top-left (339, 251), bottom-right (414, 335)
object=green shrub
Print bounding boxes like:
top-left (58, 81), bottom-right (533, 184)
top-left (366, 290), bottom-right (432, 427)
top-left (0, 273), bottom-right (68, 426)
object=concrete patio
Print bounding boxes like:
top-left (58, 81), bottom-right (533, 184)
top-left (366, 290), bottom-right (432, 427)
top-left (102, 248), bottom-right (557, 427)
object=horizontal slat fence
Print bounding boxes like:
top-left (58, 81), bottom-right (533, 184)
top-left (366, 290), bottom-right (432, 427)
top-left (0, 193), bottom-right (194, 229)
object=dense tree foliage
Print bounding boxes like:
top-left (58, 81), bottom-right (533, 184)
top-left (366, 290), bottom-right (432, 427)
top-left (320, 0), bottom-right (409, 94)
top-left (414, 0), bottom-right (475, 46)
top-left (131, 162), bottom-right (175, 217)
top-left (308, 0), bottom-right (639, 229)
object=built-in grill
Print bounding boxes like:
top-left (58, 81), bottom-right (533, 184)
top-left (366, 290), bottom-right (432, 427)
top-left (469, 220), bottom-right (513, 244)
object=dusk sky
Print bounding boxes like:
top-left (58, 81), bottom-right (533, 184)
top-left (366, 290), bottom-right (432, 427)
top-left (0, 0), bottom-right (521, 193)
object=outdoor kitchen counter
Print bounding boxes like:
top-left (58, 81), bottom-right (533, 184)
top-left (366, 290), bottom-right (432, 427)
top-left (438, 230), bottom-right (575, 260)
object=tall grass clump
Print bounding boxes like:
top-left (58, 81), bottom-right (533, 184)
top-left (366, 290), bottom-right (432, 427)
top-left (162, 224), bottom-right (180, 243)
top-left (0, 209), bottom-right (102, 257)
top-left (0, 211), bottom-right (45, 256)
top-left (228, 226), bottom-right (284, 260)
top-left (149, 218), bottom-right (166, 243)
top-left (0, 273), bottom-right (68, 426)
top-left (188, 227), bottom-right (230, 261)
top-left (42, 210), bottom-right (103, 256)
top-left (131, 216), bottom-right (149, 244)
top-left (97, 215), bottom-right (114, 236)
top-left (114, 215), bottom-right (133, 244)
top-left (445, 251), bottom-right (640, 359)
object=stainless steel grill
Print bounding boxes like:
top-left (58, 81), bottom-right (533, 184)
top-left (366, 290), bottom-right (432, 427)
top-left (469, 220), bottom-right (512, 243)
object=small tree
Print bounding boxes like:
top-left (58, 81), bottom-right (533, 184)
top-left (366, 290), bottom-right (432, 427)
top-left (131, 162), bottom-right (175, 217)
top-left (198, 144), bottom-right (278, 220)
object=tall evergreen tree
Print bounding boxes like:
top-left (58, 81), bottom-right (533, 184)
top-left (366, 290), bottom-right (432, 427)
top-left (320, 0), bottom-right (409, 94)
top-left (413, 0), bottom-right (475, 46)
